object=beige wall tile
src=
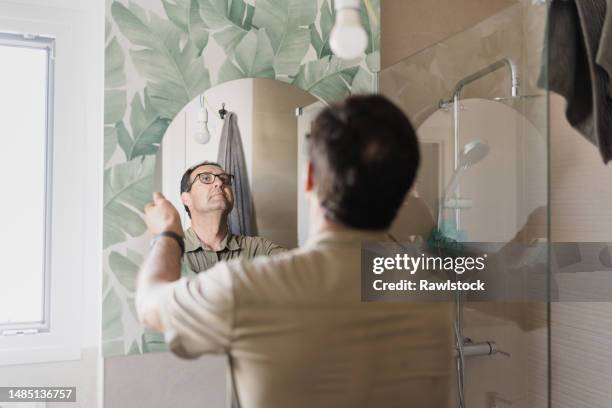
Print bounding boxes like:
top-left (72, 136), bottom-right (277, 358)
top-left (548, 94), bottom-right (612, 408)
top-left (381, 0), bottom-right (517, 68)
top-left (251, 79), bottom-right (316, 249)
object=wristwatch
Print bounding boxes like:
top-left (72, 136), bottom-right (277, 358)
top-left (150, 230), bottom-right (185, 256)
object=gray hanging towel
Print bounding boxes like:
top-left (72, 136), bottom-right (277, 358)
top-left (217, 112), bottom-right (258, 236)
top-left (541, 0), bottom-right (612, 163)
top-left (596, 0), bottom-right (612, 96)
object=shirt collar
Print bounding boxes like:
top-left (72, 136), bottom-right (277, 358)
top-left (184, 227), bottom-right (242, 252)
top-left (306, 227), bottom-right (390, 247)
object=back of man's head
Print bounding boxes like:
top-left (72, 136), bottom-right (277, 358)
top-left (308, 95), bottom-right (420, 230)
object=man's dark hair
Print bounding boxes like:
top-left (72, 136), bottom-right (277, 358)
top-left (307, 95), bottom-right (420, 230)
top-left (180, 161), bottom-right (224, 218)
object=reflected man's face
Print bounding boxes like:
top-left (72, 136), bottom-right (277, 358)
top-left (183, 164), bottom-right (235, 216)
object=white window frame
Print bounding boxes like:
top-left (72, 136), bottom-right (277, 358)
top-left (0, 32), bottom-right (54, 336)
top-left (0, 7), bottom-right (86, 366)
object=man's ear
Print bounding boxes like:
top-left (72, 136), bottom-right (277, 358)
top-left (305, 160), bottom-right (314, 193)
top-left (180, 192), bottom-right (191, 208)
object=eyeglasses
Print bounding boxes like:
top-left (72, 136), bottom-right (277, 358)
top-left (187, 172), bottom-right (234, 191)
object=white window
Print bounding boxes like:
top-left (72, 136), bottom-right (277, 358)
top-left (0, 33), bottom-right (54, 335)
top-left (0, 7), bottom-right (88, 365)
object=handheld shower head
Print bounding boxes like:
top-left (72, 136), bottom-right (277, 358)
top-left (443, 140), bottom-right (490, 199)
top-left (437, 140), bottom-right (490, 230)
top-left (459, 140), bottom-right (490, 169)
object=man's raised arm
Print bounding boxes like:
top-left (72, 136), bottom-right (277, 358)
top-left (135, 192), bottom-right (184, 332)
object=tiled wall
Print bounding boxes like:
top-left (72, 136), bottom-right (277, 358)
top-left (381, 0), bottom-right (516, 68)
top-left (549, 93), bottom-right (612, 408)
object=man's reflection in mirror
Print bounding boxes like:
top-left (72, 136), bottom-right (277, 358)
top-left (179, 161), bottom-right (286, 273)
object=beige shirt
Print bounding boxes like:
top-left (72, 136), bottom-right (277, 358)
top-left (183, 227), bottom-right (285, 273)
top-left (160, 229), bottom-right (454, 408)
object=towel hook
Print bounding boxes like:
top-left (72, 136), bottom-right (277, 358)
top-left (219, 103), bottom-right (228, 119)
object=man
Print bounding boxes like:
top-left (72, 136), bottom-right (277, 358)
top-left (137, 95), bottom-right (453, 408)
top-left (179, 161), bottom-right (285, 273)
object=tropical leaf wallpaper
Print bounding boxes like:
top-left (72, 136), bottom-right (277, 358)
top-left (103, 0), bottom-right (380, 357)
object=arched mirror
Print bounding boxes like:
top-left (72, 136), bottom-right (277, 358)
top-left (155, 78), bottom-right (324, 252)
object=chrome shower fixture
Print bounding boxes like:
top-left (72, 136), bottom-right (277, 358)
top-left (442, 140), bottom-right (490, 201)
top-left (435, 57), bottom-right (520, 408)
top-left (437, 140), bottom-right (490, 229)
top-left (439, 57), bottom-right (520, 109)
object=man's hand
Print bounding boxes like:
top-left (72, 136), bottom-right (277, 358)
top-left (144, 192), bottom-right (183, 236)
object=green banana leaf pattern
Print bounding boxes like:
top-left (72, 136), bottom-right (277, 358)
top-left (103, 0), bottom-right (380, 357)
top-left (117, 90), bottom-right (171, 160)
top-left (310, 0), bottom-right (334, 59)
top-left (104, 155), bottom-right (155, 248)
top-left (218, 28), bottom-right (275, 82)
top-left (198, 0), bottom-right (254, 53)
top-left (252, 0), bottom-right (316, 79)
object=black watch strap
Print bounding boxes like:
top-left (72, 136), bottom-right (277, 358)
top-left (153, 231), bottom-right (185, 256)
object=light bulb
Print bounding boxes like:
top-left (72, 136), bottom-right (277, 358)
top-left (330, 0), bottom-right (368, 60)
top-left (193, 108), bottom-right (211, 144)
top-left (193, 127), bottom-right (211, 144)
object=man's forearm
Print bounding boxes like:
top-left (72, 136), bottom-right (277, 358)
top-left (140, 237), bottom-right (183, 285)
top-left (136, 236), bottom-right (183, 330)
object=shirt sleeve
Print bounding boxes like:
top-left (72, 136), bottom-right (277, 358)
top-left (158, 262), bottom-right (235, 359)
top-left (249, 237), bottom-right (287, 256)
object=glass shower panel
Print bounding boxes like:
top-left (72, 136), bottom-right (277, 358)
top-left (380, 1), bottom-right (549, 407)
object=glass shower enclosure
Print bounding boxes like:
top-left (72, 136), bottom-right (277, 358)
top-left (380, 1), bottom-right (550, 407)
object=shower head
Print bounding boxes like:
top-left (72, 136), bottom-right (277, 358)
top-left (458, 140), bottom-right (490, 169)
top-left (442, 140), bottom-right (490, 200)
top-left (437, 140), bottom-right (490, 229)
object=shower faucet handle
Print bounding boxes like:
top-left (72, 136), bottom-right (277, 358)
top-left (458, 340), bottom-right (511, 358)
